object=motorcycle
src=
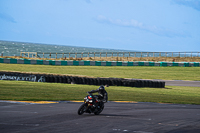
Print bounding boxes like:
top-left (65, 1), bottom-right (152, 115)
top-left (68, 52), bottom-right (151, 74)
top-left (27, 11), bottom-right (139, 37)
top-left (78, 92), bottom-right (104, 115)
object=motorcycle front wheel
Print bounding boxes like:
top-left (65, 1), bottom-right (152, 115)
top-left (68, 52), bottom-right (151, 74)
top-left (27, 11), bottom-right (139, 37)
top-left (78, 103), bottom-right (87, 115)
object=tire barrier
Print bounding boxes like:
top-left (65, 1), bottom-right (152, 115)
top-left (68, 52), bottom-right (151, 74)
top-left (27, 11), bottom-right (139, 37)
top-left (0, 71), bottom-right (165, 88)
top-left (0, 58), bottom-right (200, 67)
top-left (43, 76), bottom-right (165, 88)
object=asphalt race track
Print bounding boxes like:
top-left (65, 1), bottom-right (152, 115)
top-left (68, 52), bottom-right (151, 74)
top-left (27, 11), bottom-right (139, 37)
top-left (0, 80), bottom-right (200, 133)
top-left (0, 101), bottom-right (200, 133)
top-left (164, 80), bottom-right (200, 87)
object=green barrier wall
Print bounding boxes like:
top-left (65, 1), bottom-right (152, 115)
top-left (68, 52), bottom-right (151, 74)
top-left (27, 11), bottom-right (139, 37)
top-left (10, 59), bottom-right (17, 64)
top-left (84, 61), bottom-right (90, 66)
top-left (106, 61), bottom-right (112, 66)
top-left (138, 62), bottom-right (144, 66)
top-left (117, 62), bottom-right (122, 66)
top-left (172, 62), bottom-right (179, 66)
top-left (49, 60), bottom-right (55, 65)
top-left (160, 62), bottom-right (168, 66)
top-left (127, 62), bottom-right (133, 66)
top-left (149, 62), bottom-right (155, 66)
top-left (194, 62), bottom-right (200, 67)
top-left (184, 62), bottom-right (189, 67)
top-left (0, 58), bottom-right (3, 63)
top-left (73, 61), bottom-right (79, 66)
top-left (61, 61), bottom-right (67, 65)
top-left (24, 59), bottom-right (31, 64)
top-left (95, 61), bottom-right (101, 66)
top-left (0, 58), bottom-right (200, 67)
top-left (37, 60), bottom-right (43, 65)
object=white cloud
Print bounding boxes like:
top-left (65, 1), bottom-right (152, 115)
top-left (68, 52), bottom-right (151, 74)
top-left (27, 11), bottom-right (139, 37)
top-left (172, 0), bottom-right (200, 11)
top-left (97, 15), bottom-right (143, 28)
top-left (96, 15), bottom-right (189, 38)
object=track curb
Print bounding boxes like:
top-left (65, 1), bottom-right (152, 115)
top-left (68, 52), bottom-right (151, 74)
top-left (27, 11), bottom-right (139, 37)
top-left (0, 100), bottom-right (139, 104)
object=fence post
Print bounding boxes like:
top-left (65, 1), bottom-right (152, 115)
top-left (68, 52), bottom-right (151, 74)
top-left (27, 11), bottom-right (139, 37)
top-left (50, 53), bottom-right (51, 58)
top-left (62, 53), bottom-right (64, 58)
top-left (106, 52), bottom-right (107, 58)
top-left (112, 52), bottom-right (113, 58)
top-left (81, 53), bottom-right (83, 58)
top-left (56, 53), bottom-right (57, 59)
top-left (147, 52), bottom-right (149, 57)
top-left (123, 52), bottom-right (124, 58)
top-left (153, 52), bottom-right (154, 57)
top-left (129, 52), bottom-right (130, 58)
top-left (43, 53), bottom-right (44, 58)
top-left (117, 52), bottom-right (119, 58)
top-left (75, 53), bottom-right (77, 60)
top-left (134, 52), bottom-right (136, 57)
top-left (179, 52), bottom-right (180, 57)
top-left (141, 52), bottom-right (142, 57)
top-left (94, 52), bottom-right (95, 59)
top-left (172, 52), bottom-right (173, 57)
top-left (184, 52), bottom-right (186, 57)
top-left (159, 52), bottom-right (161, 57)
top-left (191, 52), bottom-right (192, 58)
top-left (28, 52), bottom-right (30, 58)
top-left (100, 52), bottom-right (101, 58)
top-left (69, 53), bottom-right (70, 58)
top-left (88, 52), bottom-right (89, 58)
top-left (165, 52), bottom-right (167, 57)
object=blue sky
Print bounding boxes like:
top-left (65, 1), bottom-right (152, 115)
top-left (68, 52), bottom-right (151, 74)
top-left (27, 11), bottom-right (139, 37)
top-left (0, 0), bottom-right (199, 52)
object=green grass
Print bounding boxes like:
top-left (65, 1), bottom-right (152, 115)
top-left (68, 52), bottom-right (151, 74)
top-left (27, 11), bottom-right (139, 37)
top-left (1, 63), bottom-right (200, 105)
top-left (0, 63), bottom-right (200, 80)
top-left (0, 80), bottom-right (200, 105)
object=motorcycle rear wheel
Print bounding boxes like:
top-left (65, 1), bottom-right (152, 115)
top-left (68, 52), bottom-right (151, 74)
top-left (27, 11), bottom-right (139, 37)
top-left (78, 103), bottom-right (87, 115)
top-left (94, 104), bottom-right (104, 115)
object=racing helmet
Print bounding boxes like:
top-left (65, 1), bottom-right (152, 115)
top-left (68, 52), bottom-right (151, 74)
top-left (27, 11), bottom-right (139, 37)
top-left (98, 85), bottom-right (105, 91)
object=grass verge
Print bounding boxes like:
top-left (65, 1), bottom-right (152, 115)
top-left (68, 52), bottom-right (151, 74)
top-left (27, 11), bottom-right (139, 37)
top-left (0, 80), bottom-right (200, 105)
top-left (1, 63), bottom-right (200, 80)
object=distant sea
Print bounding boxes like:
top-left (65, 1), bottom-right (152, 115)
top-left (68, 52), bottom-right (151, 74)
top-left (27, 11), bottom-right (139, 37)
top-left (0, 40), bottom-right (134, 57)
top-left (0, 40), bottom-right (196, 58)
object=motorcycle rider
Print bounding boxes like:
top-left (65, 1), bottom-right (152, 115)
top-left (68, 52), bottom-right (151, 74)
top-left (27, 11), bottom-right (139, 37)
top-left (88, 85), bottom-right (108, 105)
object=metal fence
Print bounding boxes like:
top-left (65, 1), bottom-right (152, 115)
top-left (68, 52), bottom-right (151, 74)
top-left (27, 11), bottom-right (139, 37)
top-left (20, 52), bottom-right (200, 59)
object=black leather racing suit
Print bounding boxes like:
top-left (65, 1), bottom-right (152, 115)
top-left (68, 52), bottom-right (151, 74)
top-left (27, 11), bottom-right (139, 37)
top-left (88, 88), bottom-right (108, 103)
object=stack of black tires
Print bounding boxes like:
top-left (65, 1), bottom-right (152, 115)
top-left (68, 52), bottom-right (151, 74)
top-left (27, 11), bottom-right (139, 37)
top-left (44, 74), bottom-right (165, 88)
top-left (0, 71), bottom-right (165, 88)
